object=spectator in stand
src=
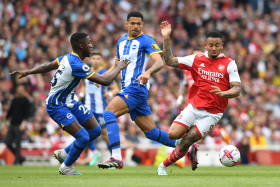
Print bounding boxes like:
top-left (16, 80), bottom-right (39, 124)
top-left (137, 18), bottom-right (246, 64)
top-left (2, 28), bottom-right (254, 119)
top-left (50, 127), bottom-right (68, 149)
top-left (250, 125), bottom-right (268, 151)
top-left (267, 130), bottom-right (280, 146)
top-left (34, 127), bottom-right (51, 148)
top-left (239, 136), bottom-right (250, 164)
top-left (125, 124), bottom-right (140, 144)
top-left (5, 84), bottom-right (30, 164)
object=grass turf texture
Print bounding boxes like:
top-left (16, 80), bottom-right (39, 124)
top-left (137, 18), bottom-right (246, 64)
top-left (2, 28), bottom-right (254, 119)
top-left (0, 166), bottom-right (279, 187)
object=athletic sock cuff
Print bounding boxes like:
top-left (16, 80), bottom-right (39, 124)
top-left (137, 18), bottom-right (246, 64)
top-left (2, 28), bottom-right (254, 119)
top-left (103, 111), bottom-right (117, 123)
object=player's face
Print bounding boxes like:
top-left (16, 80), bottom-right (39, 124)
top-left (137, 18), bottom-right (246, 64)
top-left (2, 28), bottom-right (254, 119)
top-left (126, 17), bottom-right (143, 37)
top-left (89, 55), bottom-right (102, 69)
top-left (205, 37), bottom-right (223, 59)
top-left (82, 36), bottom-right (93, 57)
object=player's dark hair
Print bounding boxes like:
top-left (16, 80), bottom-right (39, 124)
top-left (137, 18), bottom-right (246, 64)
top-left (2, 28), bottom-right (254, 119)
top-left (70, 32), bottom-right (88, 49)
top-left (127, 11), bottom-right (143, 21)
top-left (206, 31), bottom-right (222, 40)
top-left (91, 52), bottom-right (102, 57)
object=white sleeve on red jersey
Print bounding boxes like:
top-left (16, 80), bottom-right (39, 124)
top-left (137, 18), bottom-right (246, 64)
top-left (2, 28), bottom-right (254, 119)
top-left (227, 61), bottom-right (241, 83)
top-left (177, 54), bottom-right (196, 70)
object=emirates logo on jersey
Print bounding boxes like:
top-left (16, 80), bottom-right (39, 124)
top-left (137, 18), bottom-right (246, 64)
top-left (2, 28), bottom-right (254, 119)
top-left (198, 68), bottom-right (224, 83)
top-left (218, 65), bottom-right (225, 71)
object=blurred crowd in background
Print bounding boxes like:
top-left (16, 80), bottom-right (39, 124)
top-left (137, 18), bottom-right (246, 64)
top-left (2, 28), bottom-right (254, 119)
top-left (0, 0), bottom-right (280, 162)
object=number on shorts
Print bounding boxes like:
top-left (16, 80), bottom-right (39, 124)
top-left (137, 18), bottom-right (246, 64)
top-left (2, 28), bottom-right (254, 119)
top-left (79, 105), bottom-right (88, 114)
top-left (98, 117), bottom-right (105, 125)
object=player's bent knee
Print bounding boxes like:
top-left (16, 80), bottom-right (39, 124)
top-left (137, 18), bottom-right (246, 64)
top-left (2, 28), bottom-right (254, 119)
top-left (75, 128), bottom-right (90, 145)
top-left (168, 131), bottom-right (180, 140)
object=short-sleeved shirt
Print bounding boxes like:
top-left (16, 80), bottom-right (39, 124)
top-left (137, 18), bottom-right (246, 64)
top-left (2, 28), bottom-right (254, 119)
top-left (177, 52), bottom-right (241, 113)
top-left (46, 52), bottom-right (94, 108)
top-left (84, 67), bottom-right (116, 114)
top-left (115, 32), bottom-right (163, 90)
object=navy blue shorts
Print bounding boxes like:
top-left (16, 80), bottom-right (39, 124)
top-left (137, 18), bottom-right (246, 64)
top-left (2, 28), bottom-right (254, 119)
top-left (47, 101), bottom-right (93, 129)
top-left (116, 84), bottom-right (151, 120)
top-left (93, 113), bottom-right (106, 129)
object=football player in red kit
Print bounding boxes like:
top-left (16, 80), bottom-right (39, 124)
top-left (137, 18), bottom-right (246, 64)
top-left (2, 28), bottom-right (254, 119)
top-left (157, 21), bottom-right (241, 175)
top-left (177, 49), bottom-right (231, 145)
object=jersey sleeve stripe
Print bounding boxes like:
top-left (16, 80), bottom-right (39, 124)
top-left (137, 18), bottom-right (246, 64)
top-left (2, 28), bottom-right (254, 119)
top-left (56, 58), bottom-right (60, 65)
top-left (150, 51), bottom-right (163, 56)
top-left (83, 72), bottom-right (95, 80)
top-left (115, 56), bottom-right (120, 60)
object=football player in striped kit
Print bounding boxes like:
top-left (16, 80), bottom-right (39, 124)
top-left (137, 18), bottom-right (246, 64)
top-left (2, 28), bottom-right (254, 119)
top-left (80, 52), bottom-right (120, 166)
top-left (10, 32), bottom-right (130, 175)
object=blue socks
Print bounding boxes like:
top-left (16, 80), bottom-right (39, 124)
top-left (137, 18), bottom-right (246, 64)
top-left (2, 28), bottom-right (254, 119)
top-left (64, 126), bottom-right (102, 153)
top-left (87, 125), bottom-right (102, 142)
top-left (64, 128), bottom-right (89, 166)
top-left (87, 125), bottom-right (101, 151)
top-left (103, 111), bottom-right (120, 150)
top-left (88, 141), bottom-right (97, 151)
top-left (145, 127), bottom-right (176, 148)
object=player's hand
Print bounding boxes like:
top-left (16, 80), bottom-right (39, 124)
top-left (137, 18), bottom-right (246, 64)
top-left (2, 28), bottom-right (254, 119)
top-left (176, 95), bottom-right (183, 106)
top-left (117, 59), bottom-right (131, 70)
top-left (160, 21), bottom-right (172, 38)
top-left (95, 83), bottom-right (100, 88)
top-left (210, 85), bottom-right (224, 97)
top-left (9, 70), bottom-right (29, 79)
top-left (136, 71), bottom-right (151, 86)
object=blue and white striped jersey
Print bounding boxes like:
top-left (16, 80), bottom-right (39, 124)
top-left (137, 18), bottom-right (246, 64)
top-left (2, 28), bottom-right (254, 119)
top-left (84, 67), bottom-right (116, 114)
top-left (115, 32), bottom-right (163, 90)
top-left (46, 52), bottom-right (94, 108)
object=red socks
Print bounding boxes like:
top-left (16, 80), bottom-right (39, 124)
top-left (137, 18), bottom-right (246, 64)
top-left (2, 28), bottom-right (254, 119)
top-left (163, 145), bottom-right (188, 167)
top-left (208, 126), bottom-right (221, 137)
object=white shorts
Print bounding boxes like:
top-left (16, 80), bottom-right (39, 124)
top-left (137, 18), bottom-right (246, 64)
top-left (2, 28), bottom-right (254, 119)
top-left (173, 104), bottom-right (223, 138)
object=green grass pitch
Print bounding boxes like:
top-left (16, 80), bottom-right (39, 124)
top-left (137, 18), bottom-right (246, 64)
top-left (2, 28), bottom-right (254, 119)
top-left (0, 166), bottom-right (279, 187)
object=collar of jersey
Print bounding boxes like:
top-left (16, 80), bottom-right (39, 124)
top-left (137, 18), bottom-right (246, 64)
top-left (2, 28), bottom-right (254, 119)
top-left (127, 32), bottom-right (143, 39)
top-left (72, 51), bottom-right (82, 61)
top-left (204, 51), bottom-right (225, 58)
top-left (92, 66), bottom-right (103, 73)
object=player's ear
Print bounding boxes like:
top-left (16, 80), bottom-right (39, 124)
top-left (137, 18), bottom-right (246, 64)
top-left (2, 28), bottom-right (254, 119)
top-left (79, 43), bottom-right (83, 49)
top-left (221, 43), bottom-right (224, 49)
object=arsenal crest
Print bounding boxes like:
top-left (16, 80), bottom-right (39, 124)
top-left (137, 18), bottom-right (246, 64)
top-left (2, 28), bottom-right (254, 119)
top-left (218, 64), bottom-right (225, 71)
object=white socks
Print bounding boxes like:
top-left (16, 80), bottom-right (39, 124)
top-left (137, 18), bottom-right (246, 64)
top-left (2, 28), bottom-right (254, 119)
top-left (60, 149), bottom-right (68, 158)
top-left (160, 162), bottom-right (167, 168)
top-left (112, 148), bottom-right (122, 160)
top-left (61, 162), bottom-right (67, 169)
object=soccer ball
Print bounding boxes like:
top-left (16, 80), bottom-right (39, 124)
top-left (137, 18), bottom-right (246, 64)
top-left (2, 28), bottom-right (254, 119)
top-left (219, 145), bottom-right (240, 167)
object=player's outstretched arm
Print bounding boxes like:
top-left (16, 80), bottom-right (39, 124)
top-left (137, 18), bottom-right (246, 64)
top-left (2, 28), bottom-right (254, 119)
top-left (94, 59), bottom-right (118, 88)
top-left (9, 60), bottom-right (59, 79)
top-left (210, 82), bottom-right (241, 98)
top-left (88, 59), bottom-right (130, 86)
top-left (102, 59), bottom-right (118, 76)
top-left (161, 21), bottom-right (179, 68)
top-left (136, 53), bottom-right (163, 86)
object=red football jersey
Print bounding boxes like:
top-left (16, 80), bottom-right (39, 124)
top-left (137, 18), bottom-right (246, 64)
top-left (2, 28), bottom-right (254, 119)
top-left (178, 52), bottom-right (241, 114)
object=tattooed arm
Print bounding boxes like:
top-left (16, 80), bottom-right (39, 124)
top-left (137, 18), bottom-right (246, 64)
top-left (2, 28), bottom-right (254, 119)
top-left (210, 82), bottom-right (241, 98)
top-left (136, 53), bottom-right (163, 86)
top-left (161, 21), bottom-right (179, 68)
top-left (163, 37), bottom-right (179, 68)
